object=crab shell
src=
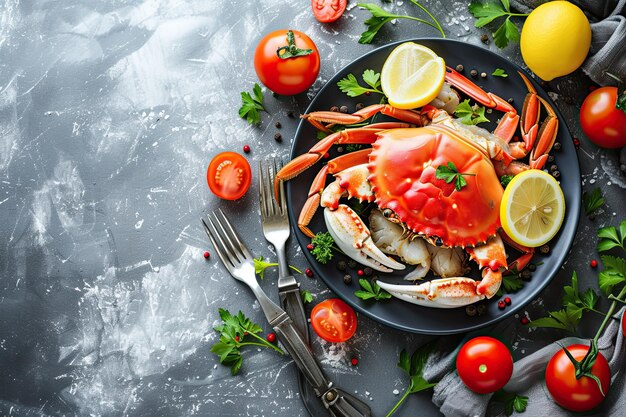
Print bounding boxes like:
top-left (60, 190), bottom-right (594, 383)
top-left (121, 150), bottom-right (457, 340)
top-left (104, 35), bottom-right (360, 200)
top-left (368, 125), bottom-right (503, 248)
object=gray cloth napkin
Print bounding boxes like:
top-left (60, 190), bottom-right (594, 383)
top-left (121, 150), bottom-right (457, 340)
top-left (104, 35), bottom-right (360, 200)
top-left (423, 307), bottom-right (626, 416)
top-left (510, 0), bottom-right (626, 86)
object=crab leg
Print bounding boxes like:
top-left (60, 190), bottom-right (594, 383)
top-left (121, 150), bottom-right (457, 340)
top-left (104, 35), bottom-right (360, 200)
top-left (500, 231), bottom-right (535, 272)
top-left (274, 122), bottom-right (409, 199)
top-left (376, 279), bottom-right (486, 308)
top-left (297, 150), bottom-right (372, 237)
top-left (325, 205), bottom-right (405, 272)
top-left (302, 104), bottom-right (427, 131)
top-left (514, 72), bottom-right (559, 169)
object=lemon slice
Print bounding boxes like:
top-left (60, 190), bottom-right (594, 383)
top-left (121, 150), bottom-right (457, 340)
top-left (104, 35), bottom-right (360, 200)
top-left (380, 42), bottom-right (446, 109)
top-left (500, 169), bottom-right (565, 248)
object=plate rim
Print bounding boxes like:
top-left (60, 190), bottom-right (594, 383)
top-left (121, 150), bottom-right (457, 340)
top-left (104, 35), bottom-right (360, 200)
top-left (286, 37), bottom-right (581, 335)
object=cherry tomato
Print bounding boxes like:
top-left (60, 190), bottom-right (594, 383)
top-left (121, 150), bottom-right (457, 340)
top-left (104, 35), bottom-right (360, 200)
top-left (580, 87), bottom-right (626, 149)
top-left (310, 298), bottom-right (357, 343)
top-left (622, 311), bottom-right (626, 336)
top-left (206, 152), bottom-right (251, 200)
top-left (254, 30), bottom-right (320, 96)
top-left (311, 0), bottom-right (347, 23)
top-left (456, 336), bottom-right (513, 394)
top-left (545, 344), bottom-right (610, 412)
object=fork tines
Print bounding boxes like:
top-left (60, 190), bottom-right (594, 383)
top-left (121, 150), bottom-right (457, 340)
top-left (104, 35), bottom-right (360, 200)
top-left (259, 158), bottom-right (286, 218)
top-left (201, 209), bottom-right (252, 271)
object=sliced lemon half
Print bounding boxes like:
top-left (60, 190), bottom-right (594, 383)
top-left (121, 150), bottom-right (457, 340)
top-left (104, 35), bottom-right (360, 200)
top-left (380, 42), bottom-right (446, 109)
top-left (500, 169), bottom-right (565, 248)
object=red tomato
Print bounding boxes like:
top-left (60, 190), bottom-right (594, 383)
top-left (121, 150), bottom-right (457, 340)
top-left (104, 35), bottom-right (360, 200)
top-left (311, 0), bottom-right (347, 23)
top-left (456, 336), bottom-right (513, 394)
top-left (254, 30), bottom-right (320, 96)
top-left (545, 344), bottom-right (611, 412)
top-left (622, 311), bottom-right (626, 336)
top-left (580, 87), bottom-right (626, 149)
top-left (206, 152), bottom-right (251, 200)
top-left (310, 298), bottom-right (357, 343)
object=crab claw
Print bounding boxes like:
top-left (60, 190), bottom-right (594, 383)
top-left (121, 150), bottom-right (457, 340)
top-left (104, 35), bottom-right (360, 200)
top-left (324, 204), bottom-right (405, 272)
top-left (376, 278), bottom-right (486, 308)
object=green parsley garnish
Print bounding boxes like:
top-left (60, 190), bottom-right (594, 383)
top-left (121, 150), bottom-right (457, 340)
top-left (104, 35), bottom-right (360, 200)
top-left (454, 99), bottom-right (490, 125)
top-left (492, 68), bottom-right (508, 77)
top-left (301, 290), bottom-right (313, 304)
top-left (253, 256), bottom-right (301, 279)
top-left (468, 0), bottom-right (528, 48)
top-left (583, 187), bottom-right (605, 216)
top-left (238, 83), bottom-right (266, 125)
top-left (385, 344), bottom-right (436, 417)
top-left (210, 308), bottom-right (284, 375)
top-left (355, 278), bottom-right (392, 301)
top-left (311, 232), bottom-right (336, 264)
top-left (435, 162), bottom-right (476, 191)
top-left (491, 390), bottom-right (529, 416)
top-left (496, 269), bottom-right (524, 297)
top-left (357, 1), bottom-right (445, 45)
top-left (500, 174), bottom-right (514, 188)
top-left (337, 69), bottom-right (383, 97)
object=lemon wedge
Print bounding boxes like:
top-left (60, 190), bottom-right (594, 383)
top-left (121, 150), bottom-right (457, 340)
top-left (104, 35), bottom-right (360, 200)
top-left (500, 169), bottom-right (565, 248)
top-left (380, 43), bottom-right (445, 110)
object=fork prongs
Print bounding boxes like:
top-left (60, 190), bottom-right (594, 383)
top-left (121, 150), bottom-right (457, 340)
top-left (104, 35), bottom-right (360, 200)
top-left (201, 209), bottom-right (253, 270)
top-left (259, 158), bottom-right (285, 216)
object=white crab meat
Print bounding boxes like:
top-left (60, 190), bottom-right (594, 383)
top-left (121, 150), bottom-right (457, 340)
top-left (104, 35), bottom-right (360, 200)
top-left (426, 244), bottom-right (469, 278)
top-left (324, 204), bottom-right (405, 272)
top-left (369, 210), bottom-right (430, 280)
top-left (428, 82), bottom-right (460, 114)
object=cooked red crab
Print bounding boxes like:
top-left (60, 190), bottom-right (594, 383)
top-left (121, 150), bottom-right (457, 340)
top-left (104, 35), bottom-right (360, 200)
top-left (276, 67), bottom-right (558, 308)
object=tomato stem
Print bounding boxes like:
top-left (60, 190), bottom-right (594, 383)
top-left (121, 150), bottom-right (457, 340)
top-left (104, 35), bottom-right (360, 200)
top-left (276, 30), bottom-right (314, 59)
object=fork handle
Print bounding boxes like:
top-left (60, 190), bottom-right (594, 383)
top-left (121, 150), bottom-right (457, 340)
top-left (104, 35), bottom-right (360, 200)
top-left (272, 316), bottom-right (371, 417)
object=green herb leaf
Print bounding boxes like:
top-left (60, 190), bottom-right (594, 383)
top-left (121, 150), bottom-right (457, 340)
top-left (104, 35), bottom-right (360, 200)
top-left (598, 255), bottom-right (626, 295)
top-left (355, 278), bottom-right (392, 301)
top-left (301, 290), bottom-right (313, 304)
top-left (469, 1), bottom-right (526, 49)
top-left (357, 2), bottom-right (445, 45)
top-left (597, 221), bottom-right (626, 253)
top-left (454, 99), bottom-right (490, 125)
top-left (435, 161), bottom-right (476, 191)
top-left (616, 90), bottom-right (626, 112)
top-left (529, 309), bottom-right (579, 332)
top-left (386, 344), bottom-right (436, 416)
top-left (500, 174), bottom-right (514, 188)
top-left (468, 1), bottom-right (508, 27)
top-left (254, 256), bottom-right (302, 279)
top-left (494, 17), bottom-right (519, 48)
top-left (239, 83), bottom-right (266, 125)
top-left (311, 232), bottom-right (335, 264)
top-left (492, 390), bottom-right (528, 416)
top-left (492, 68), bottom-right (508, 77)
top-left (496, 271), bottom-right (524, 296)
top-left (337, 70), bottom-right (384, 97)
top-left (210, 308), bottom-right (284, 375)
top-left (583, 188), bottom-right (605, 215)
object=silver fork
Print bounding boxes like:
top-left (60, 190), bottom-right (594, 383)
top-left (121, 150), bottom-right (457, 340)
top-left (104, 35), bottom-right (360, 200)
top-left (202, 210), bottom-right (371, 417)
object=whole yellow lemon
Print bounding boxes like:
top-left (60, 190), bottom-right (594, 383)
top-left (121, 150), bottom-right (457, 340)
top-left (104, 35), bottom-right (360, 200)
top-left (520, 1), bottom-right (591, 81)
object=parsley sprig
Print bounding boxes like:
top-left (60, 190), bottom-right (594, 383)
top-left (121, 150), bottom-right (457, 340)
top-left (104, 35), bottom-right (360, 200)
top-left (454, 99), bottom-right (490, 125)
top-left (301, 290), bottom-right (313, 304)
top-left (357, 1), bottom-right (445, 44)
top-left (253, 256), bottom-right (302, 279)
top-left (468, 0), bottom-right (528, 48)
top-left (355, 278), bottom-right (392, 301)
top-left (311, 232), bottom-right (336, 264)
top-left (496, 269), bottom-right (524, 296)
top-left (337, 69), bottom-right (384, 97)
top-left (583, 187), bottom-right (605, 216)
top-left (492, 68), bottom-right (508, 77)
top-left (435, 162), bottom-right (476, 191)
top-left (210, 308), bottom-right (284, 375)
top-left (500, 174), bottom-right (514, 189)
top-left (386, 344), bottom-right (436, 417)
top-left (239, 83), bottom-right (266, 125)
top-left (491, 390), bottom-right (529, 416)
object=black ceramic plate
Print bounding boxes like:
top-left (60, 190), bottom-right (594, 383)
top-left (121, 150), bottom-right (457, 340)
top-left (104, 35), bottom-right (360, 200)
top-left (286, 38), bottom-right (580, 335)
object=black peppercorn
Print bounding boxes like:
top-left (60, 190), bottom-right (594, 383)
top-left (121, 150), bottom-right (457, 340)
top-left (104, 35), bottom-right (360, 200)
top-left (456, 64), bottom-right (464, 72)
top-left (466, 305), bottom-right (477, 316)
top-left (435, 237), bottom-right (443, 246)
top-left (540, 244), bottom-right (550, 254)
top-left (364, 267), bottom-right (373, 277)
top-left (339, 105), bottom-right (349, 113)
top-left (548, 155), bottom-right (555, 163)
top-left (480, 34), bottom-right (489, 44)
top-left (336, 260), bottom-right (347, 272)
top-left (330, 106), bottom-right (339, 112)
top-left (477, 304), bottom-right (487, 315)
top-left (274, 133), bottom-right (282, 142)
top-left (470, 69), bottom-right (478, 77)
top-left (337, 146), bottom-right (344, 153)
top-left (343, 274), bottom-right (352, 285)
top-left (347, 260), bottom-right (357, 269)
top-left (553, 142), bottom-right (562, 150)
top-left (550, 164), bottom-right (558, 172)
top-left (552, 170), bottom-right (560, 178)
top-left (275, 121), bottom-right (282, 128)
top-left (355, 102), bottom-right (365, 111)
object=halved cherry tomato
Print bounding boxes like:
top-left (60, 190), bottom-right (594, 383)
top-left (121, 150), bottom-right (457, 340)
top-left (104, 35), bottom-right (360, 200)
top-left (456, 336), bottom-right (513, 394)
top-left (545, 344), bottom-right (610, 412)
top-left (206, 152), bottom-right (251, 200)
top-left (254, 30), bottom-right (320, 96)
top-left (580, 87), bottom-right (626, 149)
top-left (311, 0), bottom-right (347, 23)
top-left (310, 298), bottom-right (357, 343)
